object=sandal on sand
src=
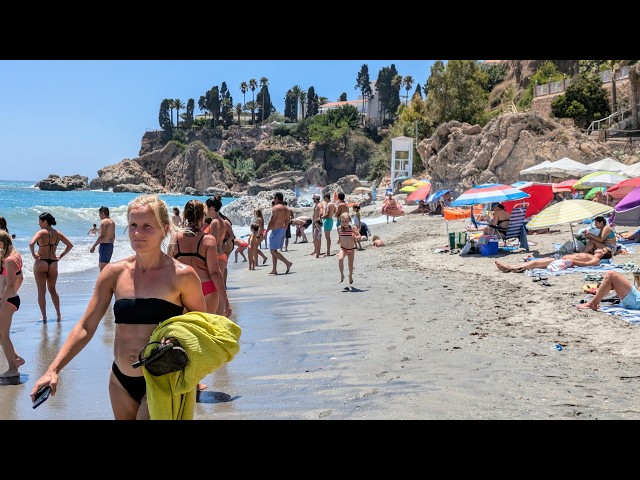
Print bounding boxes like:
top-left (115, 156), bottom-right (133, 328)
top-left (584, 274), bottom-right (604, 282)
top-left (532, 275), bottom-right (549, 282)
top-left (540, 281), bottom-right (551, 287)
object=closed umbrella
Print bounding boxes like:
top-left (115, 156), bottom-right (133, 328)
top-left (526, 199), bottom-right (613, 246)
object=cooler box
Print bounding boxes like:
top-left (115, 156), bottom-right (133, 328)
top-left (480, 238), bottom-right (499, 256)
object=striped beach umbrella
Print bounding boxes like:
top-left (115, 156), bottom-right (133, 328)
top-left (526, 199), bottom-right (613, 230)
top-left (573, 170), bottom-right (628, 189)
top-left (450, 183), bottom-right (530, 207)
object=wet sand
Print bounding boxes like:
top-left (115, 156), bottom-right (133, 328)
top-left (3, 208), bottom-right (640, 420)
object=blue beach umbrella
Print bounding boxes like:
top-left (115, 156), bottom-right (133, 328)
top-left (450, 183), bottom-right (530, 207)
top-left (426, 189), bottom-right (450, 204)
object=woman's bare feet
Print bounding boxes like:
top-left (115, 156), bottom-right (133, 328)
top-left (349, 274), bottom-right (353, 284)
top-left (198, 383), bottom-right (208, 391)
top-left (576, 301), bottom-right (599, 311)
top-left (495, 260), bottom-right (511, 272)
top-left (15, 356), bottom-right (25, 368)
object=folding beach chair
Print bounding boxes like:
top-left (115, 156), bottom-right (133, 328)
top-left (494, 206), bottom-right (529, 252)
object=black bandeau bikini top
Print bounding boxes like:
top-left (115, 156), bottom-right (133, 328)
top-left (113, 298), bottom-right (184, 325)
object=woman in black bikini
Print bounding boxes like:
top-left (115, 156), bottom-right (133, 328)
top-left (30, 195), bottom-right (206, 420)
top-left (483, 203), bottom-right (510, 236)
top-left (0, 230), bottom-right (25, 378)
top-left (28, 212), bottom-right (73, 321)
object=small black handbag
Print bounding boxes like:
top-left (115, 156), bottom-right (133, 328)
top-left (132, 339), bottom-right (189, 376)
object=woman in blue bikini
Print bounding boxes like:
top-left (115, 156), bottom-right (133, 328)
top-left (583, 216), bottom-right (617, 259)
top-left (30, 195), bottom-right (206, 420)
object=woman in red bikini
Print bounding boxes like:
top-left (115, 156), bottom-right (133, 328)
top-left (0, 230), bottom-right (25, 378)
top-left (336, 212), bottom-right (362, 284)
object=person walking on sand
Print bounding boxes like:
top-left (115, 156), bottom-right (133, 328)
top-left (382, 192), bottom-right (404, 223)
top-left (30, 194), bottom-right (207, 420)
top-left (0, 230), bottom-right (25, 378)
top-left (310, 194), bottom-right (324, 257)
top-left (577, 271), bottom-right (640, 311)
top-left (29, 212), bottom-right (73, 322)
top-left (322, 193), bottom-right (336, 256)
top-left (247, 223), bottom-right (261, 270)
top-left (312, 219), bottom-right (323, 258)
top-left (265, 192), bottom-right (293, 275)
top-left (351, 205), bottom-right (364, 250)
top-left (336, 212), bottom-right (361, 285)
top-left (90, 206), bottom-right (116, 272)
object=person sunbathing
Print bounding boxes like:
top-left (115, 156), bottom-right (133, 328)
top-left (495, 249), bottom-right (609, 273)
top-left (576, 271), bottom-right (640, 311)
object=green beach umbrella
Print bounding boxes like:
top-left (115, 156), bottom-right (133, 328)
top-left (584, 186), bottom-right (605, 200)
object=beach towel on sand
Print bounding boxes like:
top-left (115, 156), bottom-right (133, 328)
top-left (144, 312), bottom-right (241, 420)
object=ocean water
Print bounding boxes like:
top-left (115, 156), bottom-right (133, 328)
top-left (0, 179), bottom-right (238, 277)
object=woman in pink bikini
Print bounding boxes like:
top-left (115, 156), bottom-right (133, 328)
top-left (168, 200), bottom-right (230, 318)
top-left (336, 212), bottom-right (362, 284)
top-left (0, 230), bottom-right (24, 378)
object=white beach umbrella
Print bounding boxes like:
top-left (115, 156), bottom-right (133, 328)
top-left (587, 157), bottom-right (627, 173)
top-left (540, 157), bottom-right (597, 178)
top-left (519, 160), bottom-right (552, 176)
top-left (573, 170), bottom-right (629, 189)
top-left (621, 162), bottom-right (640, 178)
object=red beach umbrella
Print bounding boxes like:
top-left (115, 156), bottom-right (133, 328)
top-left (606, 177), bottom-right (640, 199)
top-left (406, 184), bottom-right (432, 203)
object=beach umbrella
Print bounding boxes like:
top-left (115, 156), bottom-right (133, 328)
top-left (621, 162), bottom-right (640, 178)
top-left (503, 182), bottom-right (554, 219)
top-left (450, 183), bottom-right (530, 207)
top-left (352, 186), bottom-right (372, 194)
top-left (426, 189), bottom-right (450, 204)
top-left (526, 199), bottom-right (613, 245)
top-left (406, 184), bottom-right (432, 203)
top-left (573, 170), bottom-right (628, 189)
top-left (588, 157), bottom-right (627, 172)
top-left (519, 160), bottom-right (552, 176)
top-left (402, 178), bottom-right (418, 186)
top-left (552, 179), bottom-right (578, 193)
top-left (609, 187), bottom-right (640, 226)
top-left (584, 186), bottom-right (606, 200)
top-left (539, 157), bottom-right (597, 178)
top-left (606, 177), bottom-right (640, 199)
top-left (399, 185), bottom-right (419, 193)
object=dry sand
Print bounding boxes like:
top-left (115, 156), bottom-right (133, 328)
top-left (2, 202), bottom-right (640, 420)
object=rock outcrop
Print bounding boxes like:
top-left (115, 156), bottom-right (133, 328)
top-left (416, 112), bottom-right (631, 192)
top-left (89, 159), bottom-right (164, 193)
top-left (35, 174), bottom-right (90, 191)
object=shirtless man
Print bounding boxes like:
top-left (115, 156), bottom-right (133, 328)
top-left (310, 194), bottom-right (324, 256)
top-left (334, 192), bottom-right (350, 238)
top-left (322, 193), bottom-right (336, 256)
top-left (495, 249), bottom-right (609, 273)
top-left (90, 206), bottom-right (116, 271)
top-left (265, 192), bottom-right (293, 275)
top-left (292, 216), bottom-right (312, 243)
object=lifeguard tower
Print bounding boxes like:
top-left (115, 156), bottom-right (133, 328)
top-left (390, 136), bottom-right (413, 193)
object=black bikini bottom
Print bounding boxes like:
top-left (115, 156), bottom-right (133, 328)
top-left (111, 362), bottom-right (146, 403)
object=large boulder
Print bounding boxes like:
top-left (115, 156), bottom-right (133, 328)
top-left (36, 174), bottom-right (90, 191)
top-left (90, 159), bottom-right (164, 193)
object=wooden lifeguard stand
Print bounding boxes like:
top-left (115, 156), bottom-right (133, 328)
top-left (390, 136), bottom-right (414, 193)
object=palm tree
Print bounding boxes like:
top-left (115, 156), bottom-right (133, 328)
top-left (299, 90), bottom-right (307, 119)
top-left (402, 76), bottom-right (414, 106)
top-left (240, 82), bottom-right (248, 124)
top-left (245, 100), bottom-right (258, 125)
top-left (235, 103), bottom-right (243, 126)
top-left (249, 79), bottom-right (257, 124)
top-left (290, 85), bottom-right (303, 121)
top-left (260, 77), bottom-right (269, 124)
top-left (173, 99), bottom-right (186, 128)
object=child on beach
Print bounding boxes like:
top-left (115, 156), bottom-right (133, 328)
top-left (352, 205), bottom-right (363, 251)
top-left (336, 212), bottom-right (361, 284)
top-left (312, 219), bottom-right (323, 258)
top-left (248, 223), bottom-right (260, 270)
top-left (234, 237), bottom-right (249, 263)
top-left (372, 235), bottom-right (385, 247)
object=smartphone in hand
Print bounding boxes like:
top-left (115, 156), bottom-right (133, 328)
top-left (32, 386), bottom-right (52, 409)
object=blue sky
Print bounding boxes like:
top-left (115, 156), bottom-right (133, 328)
top-left (0, 60), bottom-right (437, 182)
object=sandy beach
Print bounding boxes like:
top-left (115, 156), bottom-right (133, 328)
top-left (2, 202), bottom-right (640, 420)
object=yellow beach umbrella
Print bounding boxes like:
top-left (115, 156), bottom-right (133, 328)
top-left (573, 170), bottom-right (628, 190)
top-left (402, 178), bottom-right (418, 186)
top-left (399, 185), bottom-right (419, 193)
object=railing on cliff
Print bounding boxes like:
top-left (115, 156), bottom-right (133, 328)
top-left (587, 103), bottom-right (640, 132)
top-left (534, 67), bottom-right (631, 98)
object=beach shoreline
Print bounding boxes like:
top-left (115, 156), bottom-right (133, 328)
top-left (2, 205), bottom-right (640, 419)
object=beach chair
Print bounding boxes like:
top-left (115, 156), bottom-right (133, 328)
top-left (494, 206), bottom-right (529, 252)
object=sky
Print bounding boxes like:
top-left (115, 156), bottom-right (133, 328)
top-left (0, 60), bottom-right (437, 182)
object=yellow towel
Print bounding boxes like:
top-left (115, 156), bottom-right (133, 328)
top-left (144, 312), bottom-right (241, 420)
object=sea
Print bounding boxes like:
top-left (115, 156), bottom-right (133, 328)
top-left (0, 179), bottom-right (240, 278)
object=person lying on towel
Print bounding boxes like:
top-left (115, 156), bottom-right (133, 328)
top-left (495, 249), bottom-right (610, 273)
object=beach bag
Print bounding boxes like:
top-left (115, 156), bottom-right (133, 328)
top-left (132, 339), bottom-right (189, 376)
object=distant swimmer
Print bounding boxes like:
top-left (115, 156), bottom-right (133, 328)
top-left (88, 224), bottom-right (99, 235)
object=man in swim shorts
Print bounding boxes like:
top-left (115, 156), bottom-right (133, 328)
top-left (322, 194), bottom-right (336, 256)
top-left (90, 206), bottom-right (116, 271)
top-left (577, 271), bottom-right (640, 311)
top-left (264, 192), bottom-right (293, 275)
